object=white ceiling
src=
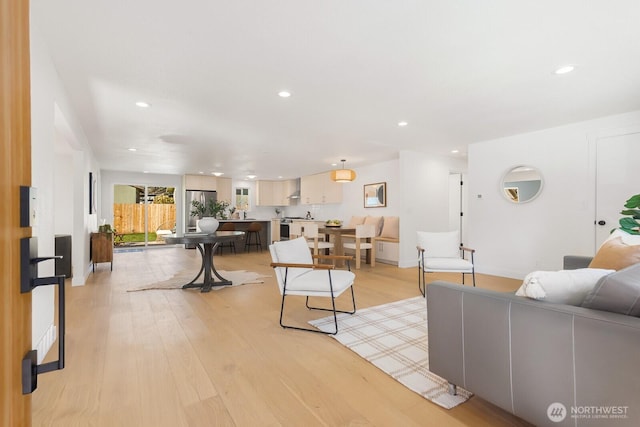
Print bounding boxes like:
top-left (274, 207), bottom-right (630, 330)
top-left (32, 0), bottom-right (640, 180)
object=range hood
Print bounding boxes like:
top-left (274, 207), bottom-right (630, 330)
top-left (287, 178), bottom-right (301, 199)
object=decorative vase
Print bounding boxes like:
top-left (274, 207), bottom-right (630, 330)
top-left (197, 217), bottom-right (219, 233)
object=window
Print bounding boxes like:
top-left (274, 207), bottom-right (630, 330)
top-left (235, 187), bottom-right (250, 211)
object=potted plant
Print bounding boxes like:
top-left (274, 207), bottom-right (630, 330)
top-left (190, 200), bottom-right (230, 233)
top-left (618, 194), bottom-right (640, 235)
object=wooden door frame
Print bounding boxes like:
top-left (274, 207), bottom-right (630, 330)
top-left (1, 0), bottom-right (33, 425)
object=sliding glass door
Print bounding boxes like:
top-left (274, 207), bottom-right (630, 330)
top-left (113, 184), bottom-right (176, 247)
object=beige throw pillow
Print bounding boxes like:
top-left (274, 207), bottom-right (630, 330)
top-left (363, 216), bottom-right (383, 236)
top-left (380, 216), bottom-right (399, 239)
top-left (589, 237), bottom-right (640, 271)
top-left (347, 216), bottom-right (366, 228)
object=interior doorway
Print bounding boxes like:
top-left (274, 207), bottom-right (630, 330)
top-left (595, 128), bottom-right (640, 248)
top-left (112, 185), bottom-right (176, 247)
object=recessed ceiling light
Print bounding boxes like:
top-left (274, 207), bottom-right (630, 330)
top-left (128, 148), bottom-right (137, 152)
top-left (135, 101), bottom-right (151, 108)
top-left (278, 91), bottom-right (291, 98)
top-left (451, 149), bottom-right (459, 154)
top-left (212, 172), bottom-right (224, 177)
top-left (198, 171), bottom-right (204, 174)
top-left (398, 121), bottom-right (408, 127)
top-left (246, 174), bottom-right (257, 179)
top-left (555, 65), bottom-right (575, 75)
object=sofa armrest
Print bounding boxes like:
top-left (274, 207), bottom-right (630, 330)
top-left (563, 255), bottom-right (593, 270)
top-left (427, 281), bottom-right (640, 426)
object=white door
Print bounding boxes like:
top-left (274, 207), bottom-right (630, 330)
top-left (595, 130), bottom-right (640, 247)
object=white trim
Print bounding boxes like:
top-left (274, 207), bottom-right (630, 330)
top-left (34, 324), bottom-right (57, 364)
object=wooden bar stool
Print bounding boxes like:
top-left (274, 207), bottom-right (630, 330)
top-left (244, 222), bottom-right (263, 252)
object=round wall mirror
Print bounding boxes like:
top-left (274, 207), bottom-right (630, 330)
top-left (501, 166), bottom-right (543, 203)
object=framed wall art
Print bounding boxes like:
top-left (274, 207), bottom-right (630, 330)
top-left (89, 172), bottom-right (97, 214)
top-left (364, 182), bottom-right (386, 208)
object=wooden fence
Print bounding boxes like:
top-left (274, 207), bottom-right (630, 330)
top-left (113, 204), bottom-right (176, 234)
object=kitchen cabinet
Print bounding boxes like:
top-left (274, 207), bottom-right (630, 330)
top-left (184, 174), bottom-right (217, 191)
top-left (184, 175), bottom-right (232, 203)
top-left (216, 177), bottom-right (232, 203)
top-left (271, 218), bottom-right (281, 242)
top-left (256, 179), bottom-right (296, 206)
top-left (300, 172), bottom-right (342, 204)
top-left (90, 232), bottom-right (113, 271)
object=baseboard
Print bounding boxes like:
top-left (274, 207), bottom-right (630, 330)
top-left (34, 324), bottom-right (57, 364)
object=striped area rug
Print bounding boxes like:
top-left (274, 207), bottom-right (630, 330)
top-left (308, 296), bottom-right (472, 409)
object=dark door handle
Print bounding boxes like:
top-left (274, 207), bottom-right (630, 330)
top-left (597, 220), bottom-right (606, 226)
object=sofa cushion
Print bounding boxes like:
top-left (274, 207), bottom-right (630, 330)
top-left (380, 216), bottom-right (399, 239)
top-left (363, 216), bottom-right (383, 236)
top-left (347, 216), bottom-right (366, 228)
top-left (581, 263), bottom-right (640, 316)
top-left (589, 229), bottom-right (640, 270)
top-left (515, 268), bottom-right (614, 305)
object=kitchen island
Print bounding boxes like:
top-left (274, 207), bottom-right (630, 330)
top-left (218, 220), bottom-right (270, 252)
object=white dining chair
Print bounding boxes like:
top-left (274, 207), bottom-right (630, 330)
top-left (343, 224), bottom-right (376, 269)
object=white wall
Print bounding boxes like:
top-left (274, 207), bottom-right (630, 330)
top-left (31, 25), bottom-right (98, 362)
top-left (398, 151), bottom-right (467, 268)
top-left (468, 110), bottom-right (640, 279)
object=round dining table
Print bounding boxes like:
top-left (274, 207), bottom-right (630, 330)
top-left (164, 231), bottom-right (245, 292)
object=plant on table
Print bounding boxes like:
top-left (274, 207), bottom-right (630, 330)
top-left (191, 199), bottom-right (231, 220)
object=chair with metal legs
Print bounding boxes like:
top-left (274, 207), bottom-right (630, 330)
top-left (417, 230), bottom-right (475, 296)
top-left (269, 237), bottom-right (356, 335)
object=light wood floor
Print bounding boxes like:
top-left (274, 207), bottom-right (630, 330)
top-left (32, 246), bottom-right (532, 427)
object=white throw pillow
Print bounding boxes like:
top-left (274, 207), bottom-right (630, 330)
top-left (515, 268), bottom-right (615, 305)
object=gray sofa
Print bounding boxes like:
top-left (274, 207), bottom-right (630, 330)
top-left (427, 256), bottom-right (640, 426)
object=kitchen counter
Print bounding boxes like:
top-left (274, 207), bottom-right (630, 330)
top-left (218, 220), bottom-right (270, 251)
top-left (219, 219), bottom-right (265, 222)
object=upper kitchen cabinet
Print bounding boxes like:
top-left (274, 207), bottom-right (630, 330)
top-left (300, 172), bottom-right (342, 204)
top-left (256, 179), bottom-right (297, 206)
top-left (184, 174), bottom-right (218, 191)
top-left (216, 177), bottom-right (232, 203)
top-left (184, 175), bottom-right (232, 203)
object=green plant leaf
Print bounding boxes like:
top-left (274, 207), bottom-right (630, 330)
top-left (619, 217), bottom-right (640, 230)
top-left (624, 194), bottom-right (640, 209)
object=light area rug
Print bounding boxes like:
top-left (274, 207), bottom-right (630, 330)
top-left (308, 296), bottom-right (472, 409)
top-left (127, 270), bottom-right (269, 292)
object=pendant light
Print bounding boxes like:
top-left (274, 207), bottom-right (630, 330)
top-left (330, 159), bottom-right (356, 183)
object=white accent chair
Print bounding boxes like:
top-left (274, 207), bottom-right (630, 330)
top-left (417, 230), bottom-right (475, 296)
top-left (269, 237), bottom-right (356, 334)
top-left (343, 224), bottom-right (376, 269)
top-left (290, 222), bottom-right (334, 260)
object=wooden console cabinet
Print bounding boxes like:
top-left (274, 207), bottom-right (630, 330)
top-left (90, 232), bottom-right (113, 272)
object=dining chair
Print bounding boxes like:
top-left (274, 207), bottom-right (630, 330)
top-left (343, 224), bottom-right (376, 269)
top-left (269, 237), bottom-right (356, 334)
top-left (290, 223), bottom-right (334, 261)
top-left (417, 230), bottom-right (475, 296)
